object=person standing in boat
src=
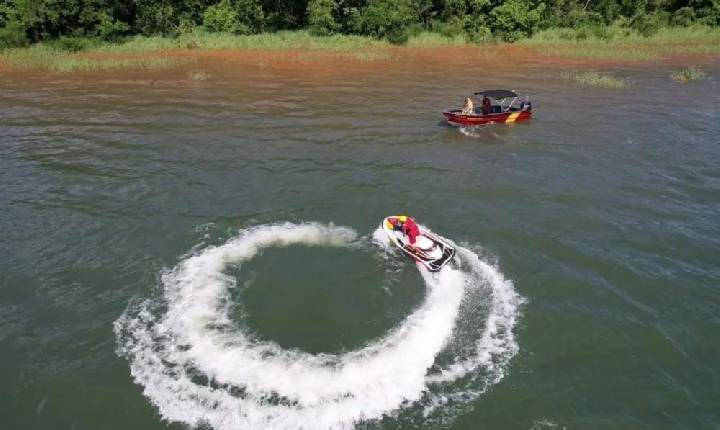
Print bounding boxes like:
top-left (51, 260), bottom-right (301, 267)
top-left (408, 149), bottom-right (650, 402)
top-left (461, 97), bottom-right (474, 115)
top-left (482, 95), bottom-right (492, 115)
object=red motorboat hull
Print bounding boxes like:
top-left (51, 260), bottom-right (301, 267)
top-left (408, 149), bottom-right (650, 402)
top-left (443, 110), bottom-right (532, 126)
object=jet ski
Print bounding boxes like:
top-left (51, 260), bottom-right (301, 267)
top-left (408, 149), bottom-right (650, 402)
top-left (382, 216), bottom-right (455, 272)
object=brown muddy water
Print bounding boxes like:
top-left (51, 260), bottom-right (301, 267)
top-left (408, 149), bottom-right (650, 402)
top-left (1, 56), bottom-right (719, 430)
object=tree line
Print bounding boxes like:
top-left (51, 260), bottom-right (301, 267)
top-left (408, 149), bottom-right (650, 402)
top-left (1, 0), bottom-right (718, 47)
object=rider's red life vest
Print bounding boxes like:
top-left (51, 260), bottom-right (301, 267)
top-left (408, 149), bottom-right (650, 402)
top-left (403, 218), bottom-right (420, 244)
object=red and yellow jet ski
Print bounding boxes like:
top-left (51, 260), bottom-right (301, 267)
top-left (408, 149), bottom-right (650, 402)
top-left (382, 216), bottom-right (455, 272)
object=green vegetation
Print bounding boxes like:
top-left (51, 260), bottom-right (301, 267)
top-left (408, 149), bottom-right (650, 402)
top-left (671, 65), bottom-right (708, 82)
top-left (1, 1), bottom-right (719, 72)
top-left (522, 25), bottom-right (720, 61)
top-left (405, 31), bottom-right (468, 47)
top-left (561, 71), bottom-right (627, 88)
top-left (89, 30), bottom-right (387, 52)
top-left (1, 0), bottom-right (719, 49)
top-left (202, 0), bottom-right (265, 34)
top-left (0, 42), bottom-right (194, 71)
top-left (1, 25), bottom-right (718, 73)
top-left (308, 0), bottom-right (339, 36)
top-left (0, 30), bottom-right (402, 72)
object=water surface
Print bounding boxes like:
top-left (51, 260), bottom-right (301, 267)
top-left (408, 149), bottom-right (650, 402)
top-left (1, 59), bottom-right (719, 429)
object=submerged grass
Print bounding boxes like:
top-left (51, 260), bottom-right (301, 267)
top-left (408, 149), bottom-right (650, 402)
top-left (521, 25), bottom-right (720, 61)
top-left (188, 70), bottom-right (210, 82)
top-left (670, 66), bottom-right (707, 83)
top-left (561, 71), bottom-right (627, 88)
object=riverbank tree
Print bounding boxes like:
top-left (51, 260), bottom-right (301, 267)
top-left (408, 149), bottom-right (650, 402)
top-left (1, 0), bottom-right (718, 48)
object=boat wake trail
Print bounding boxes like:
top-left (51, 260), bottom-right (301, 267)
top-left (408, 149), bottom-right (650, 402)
top-left (457, 125), bottom-right (506, 140)
top-left (114, 222), bottom-right (523, 430)
top-left (458, 126), bottom-right (486, 138)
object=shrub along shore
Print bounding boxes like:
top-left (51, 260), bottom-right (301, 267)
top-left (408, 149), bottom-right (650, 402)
top-left (2, 0), bottom-right (719, 46)
top-left (1, 25), bottom-right (718, 73)
top-left (521, 25), bottom-right (720, 61)
top-left (1, 0), bottom-right (719, 72)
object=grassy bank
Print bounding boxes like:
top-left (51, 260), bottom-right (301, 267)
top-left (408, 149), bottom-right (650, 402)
top-left (1, 26), bottom-right (719, 73)
top-left (0, 31), bottom-right (399, 72)
top-left (0, 52), bottom-right (196, 72)
top-left (99, 31), bottom-right (389, 52)
top-left (520, 25), bottom-right (720, 61)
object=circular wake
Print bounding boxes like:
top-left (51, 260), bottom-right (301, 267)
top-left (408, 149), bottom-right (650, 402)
top-left (114, 222), bottom-right (523, 429)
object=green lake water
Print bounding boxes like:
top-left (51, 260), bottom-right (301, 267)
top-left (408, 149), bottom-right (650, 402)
top-left (1, 61), bottom-right (719, 430)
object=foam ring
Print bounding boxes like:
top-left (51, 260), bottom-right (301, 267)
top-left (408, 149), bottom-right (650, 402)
top-left (115, 222), bottom-right (523, 430)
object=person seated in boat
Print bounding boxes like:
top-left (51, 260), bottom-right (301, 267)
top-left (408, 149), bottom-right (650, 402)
top-left (482, 95), bottom-right (492, 115)
top-left (403, 217), bottom-right (420, 246)
top-left (390, 216), bottom-right (420, 247)
top-left (461, 97), bottom-right (474, 115)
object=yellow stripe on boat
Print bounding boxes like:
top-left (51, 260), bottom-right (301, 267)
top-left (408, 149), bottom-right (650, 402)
top-left (506, 112), bottom-right (521, 123)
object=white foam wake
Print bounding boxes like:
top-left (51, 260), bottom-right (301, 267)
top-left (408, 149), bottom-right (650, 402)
top-left (114, 222), bottom-right (523, 430)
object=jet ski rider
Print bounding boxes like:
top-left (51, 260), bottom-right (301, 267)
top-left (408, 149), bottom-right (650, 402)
top-left (389, 215), bottom-right (420, 248)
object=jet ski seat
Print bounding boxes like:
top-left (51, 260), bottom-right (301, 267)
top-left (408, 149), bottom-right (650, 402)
top-left (415, 235), bottom-right (435, 251)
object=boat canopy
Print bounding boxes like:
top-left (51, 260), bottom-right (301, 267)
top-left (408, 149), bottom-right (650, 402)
top-left (473, 89), bottom-right (518, 99)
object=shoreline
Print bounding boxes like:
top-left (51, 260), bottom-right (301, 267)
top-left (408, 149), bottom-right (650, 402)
top-left (1, 28), bottom-right (718, 75)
